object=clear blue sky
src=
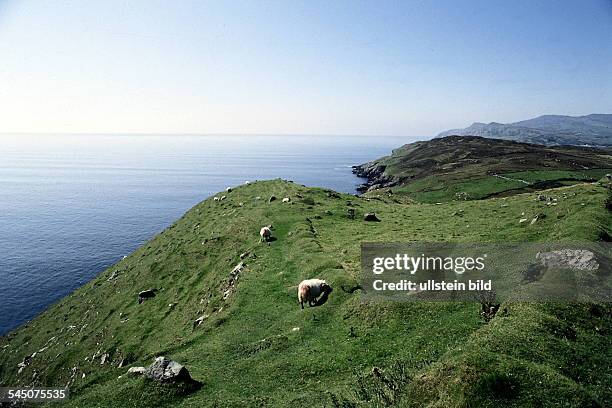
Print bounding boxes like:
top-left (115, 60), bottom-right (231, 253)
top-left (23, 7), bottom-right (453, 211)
top-left (0, 0), bottom-right (610, 136)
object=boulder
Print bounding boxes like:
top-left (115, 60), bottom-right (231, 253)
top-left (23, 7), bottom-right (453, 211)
top-left (127, 366), bottom-right (146, 375)
top-left (269, 195), bottom-right (277, 202)
top-left (363, 213), bottom-right (381, 222)
top-left (138, 289), bottom-right (157, 304)
top-left (536, 249), bottom-right (599, 270)
top-left (144, 357), bottom-right (200, 388)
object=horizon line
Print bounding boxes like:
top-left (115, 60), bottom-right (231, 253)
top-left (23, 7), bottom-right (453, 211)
top-left (0, 132), bottom-right (426, 138)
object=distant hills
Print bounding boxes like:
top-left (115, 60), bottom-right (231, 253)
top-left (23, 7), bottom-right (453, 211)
top-left (437, 114), bottom-right (612, 147)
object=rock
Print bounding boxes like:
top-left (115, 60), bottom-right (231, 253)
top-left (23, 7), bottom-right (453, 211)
top-left (282, 197), bottom-right (290, 203)
top-left (100, 353), bottom-right (109, 365)
top-left (17, 354), bottom-right (32, 372)
top-left (240, 251), bottom-right (250, 260)
top-left (324, 210), bottom-right (333, 215)
top-left (230, 262), bottom-right (245, 278)
top-left (127, 366), bottom-right (146, 376)
top-left (193, 315), bottom-right (209, 328)
top-left (519, 218), bottom-right (528, 224)
top-left (530, 213), bottom-right (546, 225)
top-left (138, 289), bottom-right (157, 303)
top-left (536, 249), bottom-right (599, 270)
top-left (347, 208), bottom-right (355, 219)
top-left (226, 187), bottom-right (232, 192)
top-left (144, 357), bottom-right (201, 388)
top-left (269, 195), bottom-right (277, 202)
top-left (363, 212), bottom-right (381, 222)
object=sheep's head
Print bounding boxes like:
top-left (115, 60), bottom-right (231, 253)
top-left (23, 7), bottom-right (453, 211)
top-left (321, 283), bottom-right (333, 294)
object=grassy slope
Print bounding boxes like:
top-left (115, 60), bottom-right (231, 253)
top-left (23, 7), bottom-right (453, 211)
top-left (355, 136), bottom-right (612, 203)
top-left (0, 179), bottom-right (610, 407)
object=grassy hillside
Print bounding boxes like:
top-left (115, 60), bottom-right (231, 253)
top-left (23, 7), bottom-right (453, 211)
top-left (353, 136), bottom-right (612, 203)
top-left (1, 179), bottom-right (611, 407)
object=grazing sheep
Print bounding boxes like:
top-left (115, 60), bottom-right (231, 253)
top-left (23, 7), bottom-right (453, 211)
top-left (297, 279), bottom-right (332, 309)
top-left (220, 195), bottom-right (227, 201)
top-left (213, 197), bottom-right (220, 201)
top-left (282, 197), bottom-right (290, 203)
top-left (260, 225), bottom-right (273, 242)
top-left (226, 187), bottom-right (232, 192)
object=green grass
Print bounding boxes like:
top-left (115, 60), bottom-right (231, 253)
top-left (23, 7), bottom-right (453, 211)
top-left (388, 170), bottom-right (612, 203)
top-left (1, 179), bottom-right (610, 407)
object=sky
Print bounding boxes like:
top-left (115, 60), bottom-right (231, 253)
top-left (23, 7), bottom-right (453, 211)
top-left (0, 0), bottom-right (610, 136)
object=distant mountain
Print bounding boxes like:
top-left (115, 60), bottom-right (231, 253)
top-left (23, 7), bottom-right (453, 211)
top-left (437, 114), bottom-right (612, 146)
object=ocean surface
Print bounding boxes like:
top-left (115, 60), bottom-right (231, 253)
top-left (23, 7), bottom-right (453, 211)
top-left (0, 134), bottom-right (413, 335)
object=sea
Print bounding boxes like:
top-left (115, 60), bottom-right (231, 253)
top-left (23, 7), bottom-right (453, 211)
top-left (0, 134), bottom-right (414, 335)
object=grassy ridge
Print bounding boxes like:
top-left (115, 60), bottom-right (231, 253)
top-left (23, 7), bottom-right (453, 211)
top-left (0, 179), bottom-right (610, 407)
top-left (354, 136), bottom-right (612, 202)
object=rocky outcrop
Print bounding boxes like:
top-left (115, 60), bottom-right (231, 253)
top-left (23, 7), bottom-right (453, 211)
top-left (126, 356), bottom-right (202, 391)
top-left (363, 213), bottom-right (381, 222)
top-left (536, 249), bottom-right (599, 270)
top-left (352, 162), bottom-right (398, 193)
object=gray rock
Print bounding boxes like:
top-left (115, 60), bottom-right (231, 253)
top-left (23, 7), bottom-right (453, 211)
top-left (138, 289), bottom-right (157, 304)
top-left (536, 249), bottom-right (599, 270)
top-left (127, 366), bottom-right (146, 375)
top-left (363, 212), bottom-right (381, 222)
top-left (144, 357), bottom-right (200, 388)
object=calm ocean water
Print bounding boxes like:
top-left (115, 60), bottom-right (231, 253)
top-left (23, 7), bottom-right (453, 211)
top-left (0, 134), bottom-right (412, 334)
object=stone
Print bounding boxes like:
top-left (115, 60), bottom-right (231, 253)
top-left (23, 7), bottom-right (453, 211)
top-left (536, 249), bottom-right (599, 270)
top-left (363, 212), bottom-right (381, 222)
top-left (138, 289), bottom-right (157, 304)
top-left (144, 357), bottom-right (200, 387)
top-left (269, 195), bottom-right (277, 202)
top-left (127, 366), bottom-right (146, 375)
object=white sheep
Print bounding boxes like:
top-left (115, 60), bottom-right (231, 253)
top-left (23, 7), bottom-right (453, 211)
top-left (213, 197), bottom-right (219, 201)
top-left (297, 279), bottom-right (332, 309)
top-left (282, 197), bottom-right (290, 203)
top-left (226, 187), bottom-right (232, 192)
top-left (259, 225), bottom-right (273, 242)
